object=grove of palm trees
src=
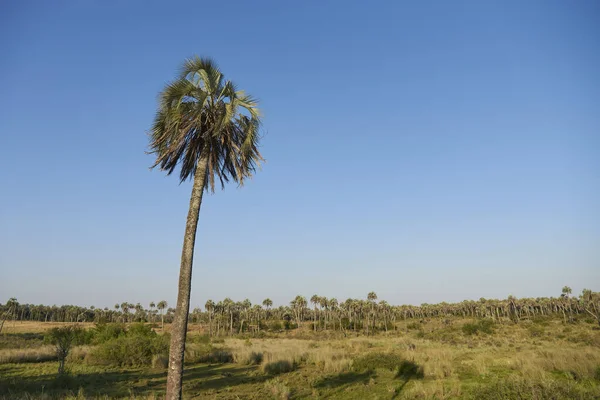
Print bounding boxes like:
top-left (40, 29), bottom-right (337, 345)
top-left (2, 289), bottom-right (599, 333)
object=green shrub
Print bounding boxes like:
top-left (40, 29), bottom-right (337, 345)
top-left (92, 323), bottom-right (126, 344)
top-left (90, 324), bottom-right (167, 367)
top-left (462, 320), bottom-right (494, 336)
top-left (45, 326), bottom-right (89, 374)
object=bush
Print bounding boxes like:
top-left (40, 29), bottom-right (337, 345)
top-left (462, 320), bottom-right (495, 336)
top-left (352, 352), bottom-right (405, 372)
top-left (91, 324), bottom-right (167, 367)
top-left (263, 360), bottom-right (296, 375)
top-left (92, 323), bottom-right (126, 344)
top-left (45, 326), bottom-right (89, 374)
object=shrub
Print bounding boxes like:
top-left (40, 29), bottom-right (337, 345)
top-left (462, 319), bottom-right (495, 336)
top-left (92, 323), bottom-right (126, 344)
top-left (45, 326), bottom-right (88, 374)
top-left (263, 360), bottom-right (296, 375)
top-left (91, 324), bottom-right (167, 367)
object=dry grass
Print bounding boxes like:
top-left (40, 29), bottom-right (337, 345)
top-left (1, 321), bottom-right (95, 334)
top-left (0, 346), bottom-right (55, 363)
top-left (225, 338), bottom-right (354, 374)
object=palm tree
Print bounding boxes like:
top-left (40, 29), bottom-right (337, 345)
top-left (157, 301), bottom-right (168, 331)
top-left (149, 56), bottom-right (263, 400)
top-left (149, 302), bottom-right (156, 323)
top-left (262, 298), bottom-right (272, 310)
top-left (367, 292), bottom-right (377, 335)
top-left (310, 295), bottom-right (320, 332)
top-left (205, 300), bottom-right (215, 337)
top-left (120, 302), bottom-right (130, 323)
top-left (262, 299), bottom-right (273, 323)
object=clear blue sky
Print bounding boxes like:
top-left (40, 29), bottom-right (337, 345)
top-left (1, 1), bottom-right (598, 309)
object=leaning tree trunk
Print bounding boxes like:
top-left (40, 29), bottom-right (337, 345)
top-left (166, 156), bottom-right (208, 400)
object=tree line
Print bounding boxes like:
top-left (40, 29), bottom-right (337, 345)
top-left (2, 287), bottom-right (599, 334)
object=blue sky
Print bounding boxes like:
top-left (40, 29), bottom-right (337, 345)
top-left (0, 1), bottom-right (598, 309)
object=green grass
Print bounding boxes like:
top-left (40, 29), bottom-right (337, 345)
top-left (1, 317), bottom-right (600, 399)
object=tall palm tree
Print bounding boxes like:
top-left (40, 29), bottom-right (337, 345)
top-left (149, 56), bottom-right (263, 400)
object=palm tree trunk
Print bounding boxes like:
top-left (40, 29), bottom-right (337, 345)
top-left (166, 156), bottom-right (208, 400)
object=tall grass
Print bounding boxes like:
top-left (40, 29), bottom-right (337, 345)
top-left (0, 346), bottom-right (56, 363)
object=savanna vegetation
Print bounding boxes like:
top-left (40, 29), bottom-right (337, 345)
top-left (1, 288), bottom-right (600, 399)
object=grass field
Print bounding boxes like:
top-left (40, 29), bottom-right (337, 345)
top-left (1, 318), bottom-right (600, 399)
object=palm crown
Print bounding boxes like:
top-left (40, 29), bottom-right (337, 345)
top-left (149, 56), bottom-right (263, 190)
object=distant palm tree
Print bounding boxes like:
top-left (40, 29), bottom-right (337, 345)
top-left (157, 301), bottom-right (168, 331)
top-left (149, 302), bottom-right (156, 323)
top-left (149, 56), bottom-right (264, 400)
top-left (262, 298), bottom-right (273, 309)
top-left (291, 295), bottom-right (307, 327)
top-left (367, 292), bottom-right (377, 335)
top-left (205, 300), bottom-right (215, 337)
top-left (120, 302), bottom-right (130, 323)
top-left (262, 299), bottom-right (273, 322)
top-left (310, 295), bottom-right (320, 332)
